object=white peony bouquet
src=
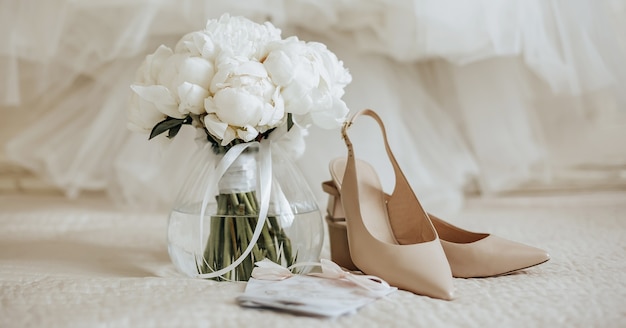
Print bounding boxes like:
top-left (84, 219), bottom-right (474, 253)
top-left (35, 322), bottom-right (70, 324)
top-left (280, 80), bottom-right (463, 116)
top-left (127, 14), bottom-right (351, 280)
top-left (128, 13), bottom-right (351, 153)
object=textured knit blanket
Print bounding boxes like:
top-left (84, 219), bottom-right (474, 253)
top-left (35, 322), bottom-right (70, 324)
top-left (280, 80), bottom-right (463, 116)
top-left (1, 192), bottom-right (624, 327)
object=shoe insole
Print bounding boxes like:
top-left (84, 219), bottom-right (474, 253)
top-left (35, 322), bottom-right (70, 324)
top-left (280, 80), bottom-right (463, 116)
top-left (331, 158), bottom-right (436, 245)
top-left (331, 158), bottom-right (399, 245)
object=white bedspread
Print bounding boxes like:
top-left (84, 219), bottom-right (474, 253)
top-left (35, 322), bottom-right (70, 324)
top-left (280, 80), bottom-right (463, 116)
top-left (1, 191), bottom-right (624, 327)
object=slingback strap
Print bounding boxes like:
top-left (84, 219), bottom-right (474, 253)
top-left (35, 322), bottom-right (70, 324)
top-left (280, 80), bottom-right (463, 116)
top-left (341, 109), bottom-right (397, 166)
top-left (341, 109), bottom-right (435, 244)
top-left (341, 109), bottom-right (406, 194)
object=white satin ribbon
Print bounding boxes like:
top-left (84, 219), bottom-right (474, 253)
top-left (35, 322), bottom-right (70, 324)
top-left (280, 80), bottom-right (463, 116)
top-left (196, 141), bottom-right (272, 279)
top-left (251, 258), bottom-right (394, 294)
top-left (217, 150), bottom-right (257, 193)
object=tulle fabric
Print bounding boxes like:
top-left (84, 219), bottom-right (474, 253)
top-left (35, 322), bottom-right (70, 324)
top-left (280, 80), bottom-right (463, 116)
top-left (2, 0), bottom-right (625, 214)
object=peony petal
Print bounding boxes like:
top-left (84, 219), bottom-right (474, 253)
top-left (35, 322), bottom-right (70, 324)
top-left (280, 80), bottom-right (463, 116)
top-left (311, 98), bottom-right (349, 129)
top-left (237, 125), bottom-right (259, 142)
top-left (177, 56), bottom-right (214, 90)
top-left (258, 88), bottom-right (285, 127)
top-left (126, 91), bottom-right (167, 133)
top-left (204, 97), bottom-right (217, 114)
top-left (174, 31), bottom-right (206, 56)
top-left (143, 45), bottom-right (174, 83)
top-left (282, 84), bottom-right (313, 115)
top-left (213, 89), bottom-right (263, 127)
top-left (233, 61), bottom-right (268, 78)
top-left (203, 114), bottom-right (228, 140)
top-left (201, 36), bottom-right (217, 59)
top-left (156, 54), bottom-right (184, 91)
top-left (264, 50), bottom-right (294, 85)
top-left (221, 127), bottom-right (237, 145)
top-left (209, 68), bottom-right (230, 94)
top-left (178, 82), bottom-right (209, 115)
top-left (130, 84), bottom-right (182, 118)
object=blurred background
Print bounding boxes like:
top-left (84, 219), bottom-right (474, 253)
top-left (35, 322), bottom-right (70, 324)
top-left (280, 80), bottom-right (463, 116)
top-left (1, 0), bottom-right (625, 215)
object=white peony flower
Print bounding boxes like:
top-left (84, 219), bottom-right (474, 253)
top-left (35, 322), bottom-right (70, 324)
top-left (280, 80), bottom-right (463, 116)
top-left (204, 14), bottom-right (282, 60)
top-left (264, 37), bottom-right (351, 130)
top-left (129, 45), bottom-right (215, 131)
top-left (264, 37), bottom-right (320, 115)
top-left (204, 57), bottom-right (285, 145)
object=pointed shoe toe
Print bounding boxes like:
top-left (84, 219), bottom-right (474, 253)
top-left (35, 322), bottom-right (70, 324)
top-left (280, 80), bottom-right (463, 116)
top-left (442, 235), bottom-right (550, 278)
top-left (428, 214), bottom-right (549, 278)
top-left (351, 237), bottom-right (455, 300)
top-left (484, 236), bottom-right (550, 275)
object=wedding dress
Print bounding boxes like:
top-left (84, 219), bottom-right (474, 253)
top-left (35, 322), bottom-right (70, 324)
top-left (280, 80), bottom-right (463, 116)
top-left (1, 0), bottom-right (625, 214)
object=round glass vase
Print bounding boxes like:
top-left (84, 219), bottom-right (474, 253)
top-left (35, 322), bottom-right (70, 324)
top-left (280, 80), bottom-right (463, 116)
top-left (167, 141), bottom-right (323, 281)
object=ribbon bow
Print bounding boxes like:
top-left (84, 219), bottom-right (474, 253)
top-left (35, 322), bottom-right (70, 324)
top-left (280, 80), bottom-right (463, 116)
top-left (251, 258), bottom-right (394, 295)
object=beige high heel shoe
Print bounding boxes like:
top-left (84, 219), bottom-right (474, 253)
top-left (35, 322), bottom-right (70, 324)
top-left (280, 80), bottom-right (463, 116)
top-left (331, 109), bottom-right (454, 300)
top-left (324, 169), bottom-right (550, 278)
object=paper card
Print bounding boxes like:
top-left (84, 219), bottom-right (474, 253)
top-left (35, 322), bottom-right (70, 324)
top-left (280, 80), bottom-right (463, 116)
top-left (237, 275), bottom-right (396, 317)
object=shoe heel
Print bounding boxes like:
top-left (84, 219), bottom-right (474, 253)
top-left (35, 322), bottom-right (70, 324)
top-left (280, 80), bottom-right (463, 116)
top-left (325, 216), bottom-right (359, 271)
top-left (322, 181), bottom-right (358, 271)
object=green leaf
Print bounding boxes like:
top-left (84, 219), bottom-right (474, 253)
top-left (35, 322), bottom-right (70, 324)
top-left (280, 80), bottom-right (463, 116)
top-left (287, 113), bottom-right (294, 131)
top-left (149, 116), bottom-right (191, 140)
top-left (167, 124), bottom-right (183, 139)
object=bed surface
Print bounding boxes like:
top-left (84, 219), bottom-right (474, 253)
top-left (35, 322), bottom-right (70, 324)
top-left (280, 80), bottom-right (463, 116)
top-left (1, 191), bottom-right (624, 327)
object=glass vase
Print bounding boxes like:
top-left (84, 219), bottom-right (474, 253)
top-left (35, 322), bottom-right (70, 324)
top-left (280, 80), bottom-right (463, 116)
top-left (167, 141), bottom-right (323, 281)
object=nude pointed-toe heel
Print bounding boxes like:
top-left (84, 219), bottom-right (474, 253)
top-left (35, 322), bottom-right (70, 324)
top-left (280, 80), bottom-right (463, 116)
top-left (323, 180), bottom-right (550, 279)
top-left (329, 109), bottom-right (454, 300)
